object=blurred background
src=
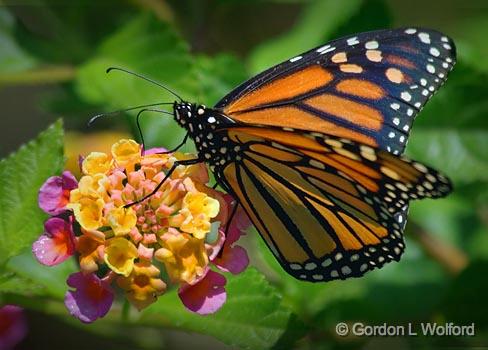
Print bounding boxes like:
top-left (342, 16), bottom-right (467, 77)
top-left (1, 0), bottom-right (488, 349)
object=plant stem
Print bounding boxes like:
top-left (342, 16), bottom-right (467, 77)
top-left (409, 222), bottom-right (468, 276)
top-left (0, 65), bottom-right (75, 87)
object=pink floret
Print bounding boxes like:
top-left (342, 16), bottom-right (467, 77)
top-left (38, 171), bottom-right (77, 215)
top-left (178, 270), bottom-right (227, 315)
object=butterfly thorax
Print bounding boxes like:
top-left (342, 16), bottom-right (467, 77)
top-left (173, 101), bottom-right (237, 170)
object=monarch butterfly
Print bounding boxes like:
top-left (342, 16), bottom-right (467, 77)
top-left (114, 28), bottom-right (456, 282)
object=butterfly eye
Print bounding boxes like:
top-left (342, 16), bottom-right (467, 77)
top-left (174, 108), bottom-right (181, 120)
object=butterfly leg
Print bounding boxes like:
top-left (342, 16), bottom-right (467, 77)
top-left (153, 133), bottom-right (189, 155)
top-left (225, 199), bottom-right (238, 237)
top-left (135, 107), bottom-right (175, 153)
top-left (136, 108), bottom-right (148, 151)
top-left (124, 157), bottom-right (203, 208)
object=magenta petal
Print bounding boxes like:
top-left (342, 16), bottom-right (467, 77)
top-left (64, 272), bottom-right (114, 323)
top-left (61, 171), bottom-right (78, 189)
top-left (38, 176), bottom-right (64, 214)
top-left (225, 206), bottom-right (252, 245)
top-left (38, 171), bottom-right (77, 215)
top-left (179, 270), bottom-right (227, 315)
top-left (235, 205), bottom-right (252, 230)
top-left (214, 245), bottom-right (249, 275)
top-left (144, 147), bottom-right (167, 155)
top-left (32, 217), bottom-right (75, 266)
top-left (0, 305), bottom-right (27, 350)
top-left (32, 235), bottom-right (67, 266)
top-left (207, 230), bottom-right (226, 261)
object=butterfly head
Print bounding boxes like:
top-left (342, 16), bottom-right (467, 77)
top-left (173, 102), bottom-right (208, 131)
top-left (173, 101), bottom-right (233, 135)
top-left (173, 101), bottom-right (194, 127)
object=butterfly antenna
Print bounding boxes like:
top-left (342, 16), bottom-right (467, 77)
top-left (106, 67), bottom-right (183, 101)
top-left (88, 102), bottom-right (174, 126)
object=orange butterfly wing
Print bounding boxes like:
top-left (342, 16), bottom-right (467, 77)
top-left (214, 126), bottom-right (451, 281)
top-left (215, 28), bottom-right (456, 155)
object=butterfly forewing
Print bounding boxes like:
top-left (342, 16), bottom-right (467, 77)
top-left (215, 28), bottom-right (456, 155)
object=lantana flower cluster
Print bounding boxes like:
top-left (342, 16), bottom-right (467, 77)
top-left (33, 139), bottom-right (250, 323)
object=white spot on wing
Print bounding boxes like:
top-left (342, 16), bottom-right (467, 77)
top-left (429, 47), bottom-right (440, 57)
top-left (322, 258), bottom-right (332, 267)
top-left (305, 262), bottom-right (317, 270)
top-left (401, 91), bottom-right (412, 102)
top-left (418, 32), bottom-right (431, 44)
top-left (347, 36), bottom-right (359, 46)
top-left (316, 45), bottom-right (330, 53)
top-left (290, 263), bottom-right (301, 270)
top-left (321, 46), bottom-right (336, 54)
top-left (365, 40), bottom-right (379, 49)
top-left (426, 64), bottom-right (435, 74)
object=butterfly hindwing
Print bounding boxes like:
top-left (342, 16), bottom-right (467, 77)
top-left (214, 126), bottom-right (451, 281)
top-left (215, 28), bottom-right (456, 155)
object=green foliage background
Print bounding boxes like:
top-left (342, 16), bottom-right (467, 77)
top-left (1, 1), bottom-right (488, 349)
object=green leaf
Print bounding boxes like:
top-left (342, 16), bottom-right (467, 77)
top-left (141, 268), bottom-right (296, 350)
top-left (75, 14), bottom-right (195, 150)
top-left (194, 53), bottom-right (249, 106)
top-left (406, 130), bottom-right (488, 185)
top-left (327, 0), bottom-right (392, 39)
top-left (454, 16), bottom-right (488, 74)
top-left (0, 8), bottom-right (37, 73)
top-left (404, 64), bottom-right (488, 187)
top-left (0, 120), bottom-right (64, 266)
top-left (415, 64), bottom-right (488, 130)
top-left (466, 227), bottom-right (488, 261)
top-left (255, 231), bottom-right (372, 318)
top-left (247, 0), bottom-right (363, 74)
top-left (4, 249), bottom-right (76, 299)
top-left (408, 196), bottom-right (477, 246)
top-left (76, 14), bottom-right (251, 153)
top-left (0, 270), bottom-right (45, 296)
top-left (9, 0), bottom-right (135, 64)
